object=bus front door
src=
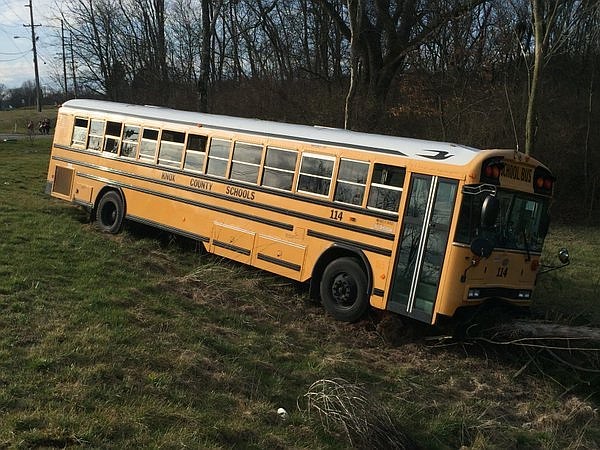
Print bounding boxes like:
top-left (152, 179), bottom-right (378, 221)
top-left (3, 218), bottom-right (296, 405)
top-left (387, 174), bottom-right (458, 323)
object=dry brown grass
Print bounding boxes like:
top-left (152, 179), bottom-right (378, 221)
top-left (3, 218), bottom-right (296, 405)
top-left (301, 378), bottom-right (415, 449)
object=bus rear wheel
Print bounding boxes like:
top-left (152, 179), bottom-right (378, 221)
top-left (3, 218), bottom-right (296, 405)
top-left (320, 257), bottom-right (369, 322)
top-left (95, 191), bottom-right (124, 234)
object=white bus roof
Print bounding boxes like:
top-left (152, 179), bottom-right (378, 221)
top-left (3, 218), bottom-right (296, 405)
top-left (61, 99), bottom-right (482, 166)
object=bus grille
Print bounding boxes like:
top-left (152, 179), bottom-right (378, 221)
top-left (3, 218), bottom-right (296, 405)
top-left (52, 166), bottom-right (74, 196)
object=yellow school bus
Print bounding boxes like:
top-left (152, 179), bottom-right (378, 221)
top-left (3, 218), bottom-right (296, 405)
top-left (46, 99), bottom-right (564, 324)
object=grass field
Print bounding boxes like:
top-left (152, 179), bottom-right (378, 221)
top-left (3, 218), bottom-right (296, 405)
top-left (0, 137), bottom-right (598, 448)
top-left (0, 106), bottom-right (58, 135)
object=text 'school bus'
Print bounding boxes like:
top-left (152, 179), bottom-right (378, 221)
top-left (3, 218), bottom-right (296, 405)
top-left (46, 99), bottom-right (567, 325)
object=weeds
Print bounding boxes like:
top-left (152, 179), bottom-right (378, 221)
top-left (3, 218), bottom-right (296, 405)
top-left (302, 378), bottom-right (414, 449)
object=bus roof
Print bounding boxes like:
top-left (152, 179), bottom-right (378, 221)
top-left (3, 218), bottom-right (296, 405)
top-left (61, 99), bottom-right (483, 166)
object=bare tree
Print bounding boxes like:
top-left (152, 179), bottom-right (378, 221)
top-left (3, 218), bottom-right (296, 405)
top-left (169, 0), bottom-right (201, 85)
top-left (318, 0), bottom-right (487, 129)
top-left (0, 83), bottom-right (7, 109)
top-left (199, 0), bottom-right (213, 111)
top-left (515, 0), bottom-right (583, 154)
top-left (579, 0), bottom-right (600, 219)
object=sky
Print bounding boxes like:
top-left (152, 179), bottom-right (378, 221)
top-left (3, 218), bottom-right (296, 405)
top-left (0, 0), bottom-right (61, 90)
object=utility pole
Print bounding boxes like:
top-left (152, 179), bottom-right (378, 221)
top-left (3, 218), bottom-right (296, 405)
top-left (24, 0), bottom-right (42, 112)
top-left (69, 34), bottom-right (78, 98)
top-left (61, 20), bottom-right (68, 99)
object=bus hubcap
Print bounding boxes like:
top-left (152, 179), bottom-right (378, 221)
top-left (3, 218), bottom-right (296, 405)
top-left (103, 204), bottom-right (116, 225)
top-left (332, 273), bottom-right (355, 306)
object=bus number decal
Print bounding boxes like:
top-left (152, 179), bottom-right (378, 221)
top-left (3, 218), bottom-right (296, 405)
top-left (330, 209), bottom-right (344, 221)
top-left (496, 267), bottom-right (508, 278)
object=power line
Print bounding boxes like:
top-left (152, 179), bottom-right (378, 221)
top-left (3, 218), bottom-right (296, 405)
top-left (0, 24), bottom-right (32, 56)
top-left (0, 26), bottom-right (23, 51)
top-left (0, 0), bottom-right (27, 23)
top-left (0, 54), bottom-right (28, 62)
top-left (0, 49), bottom-right (30, 55)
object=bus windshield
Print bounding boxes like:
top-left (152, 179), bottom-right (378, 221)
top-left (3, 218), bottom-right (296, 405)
top-left (455, 187), bottom-right (550, 253)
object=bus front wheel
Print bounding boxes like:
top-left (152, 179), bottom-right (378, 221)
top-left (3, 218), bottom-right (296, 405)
top-left (320, 257), bottom-right (369, 322)
top-left (95, 191), bottom-right (124, 234)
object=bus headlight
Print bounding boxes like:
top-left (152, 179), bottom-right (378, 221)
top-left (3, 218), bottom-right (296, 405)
top-left (467, 289), bottom-right (481, 299)
top-left (517, 290), bottom-right (531, 300)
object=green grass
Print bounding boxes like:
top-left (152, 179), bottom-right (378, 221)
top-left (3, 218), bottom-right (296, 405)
top-left (534, 226), bottom-right (600, 326)
top-left (0, 137), bottom-right (598, 448)
top-left (0, 106), bottom-right (58, 134)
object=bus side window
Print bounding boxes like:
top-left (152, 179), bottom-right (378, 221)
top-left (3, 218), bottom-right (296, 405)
top-left (87, 119), bottom-right (105, 151)
top-left (261, 147), bottom-right (297, 191)
top-left (139, 128), bottom-right (159, 162)
top-left (184, 134), bottom-right (207, 173)
top-left (367, 164), bottom-right (405, 213)
top-left (230, 142), bottom-right (263, 184)
top-left (71, 117), bottom-right (89, 147)
top-left (334, 159), bottom-right (369, 206)
top-left (297, 153), bottom-right (335, 197)
top-left (158, 130), bottom-right (185, 168)
top-left (206, 138), bottom-right (232, 177)
top-left (120, 125), bottom-right (140, 158)
top-left (103, 121), bottom-right (123, 154)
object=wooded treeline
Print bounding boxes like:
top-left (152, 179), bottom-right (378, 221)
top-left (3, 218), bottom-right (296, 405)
top-left (50, 0), bottom-right (600, 220)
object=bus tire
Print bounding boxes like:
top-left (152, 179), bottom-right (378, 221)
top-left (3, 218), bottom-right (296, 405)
top-left (320, 257), bottom-right (369, 322)
top-left (95, 191), bottom-right (124, 234)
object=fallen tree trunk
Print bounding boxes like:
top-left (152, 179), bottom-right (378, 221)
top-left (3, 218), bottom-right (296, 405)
top-left (492, 321), bottom-right (600, 341)
top-left (466, 320), bottom-right (600, 374)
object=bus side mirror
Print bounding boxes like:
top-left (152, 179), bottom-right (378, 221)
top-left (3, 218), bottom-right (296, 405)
top-left (470, 237), bottom-right (494, 258)
top-left (481, 195), bottom-right (499, 230)
top-left (538, 247), bottom-right (570, 275)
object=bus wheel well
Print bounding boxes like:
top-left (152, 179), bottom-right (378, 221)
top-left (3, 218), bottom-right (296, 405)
top-left (93, 187), bottom-right (125, 218)
top-left (309, 247), bottom-right (372, 301)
